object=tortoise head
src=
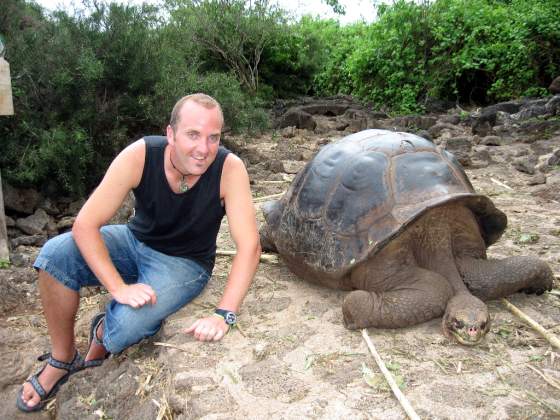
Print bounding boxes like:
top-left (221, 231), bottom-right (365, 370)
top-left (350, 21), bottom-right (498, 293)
top-left (442, 293), bottom-right (490, 346)
top-left (260, 200), bottom-right (282, 253)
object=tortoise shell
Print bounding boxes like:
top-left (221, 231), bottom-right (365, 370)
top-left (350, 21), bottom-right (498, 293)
top-left (263, 129), bottom-right (507, 277)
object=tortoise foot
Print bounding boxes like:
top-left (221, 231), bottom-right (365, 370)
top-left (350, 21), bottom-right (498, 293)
top-left (342, 290), bottom-right (374, 330)
top-left (459, 256), bottom-right (554, 301)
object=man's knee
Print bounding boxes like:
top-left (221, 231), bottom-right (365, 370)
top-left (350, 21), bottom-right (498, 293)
top-left (102, 302), bottom-right (162, 353)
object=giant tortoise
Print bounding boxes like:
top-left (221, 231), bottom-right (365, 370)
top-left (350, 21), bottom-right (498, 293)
top-left (260, 129), bottom-right (554, 345)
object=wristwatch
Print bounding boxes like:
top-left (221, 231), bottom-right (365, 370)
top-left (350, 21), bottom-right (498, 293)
top-left (214, 308), bottom-right (237, 326)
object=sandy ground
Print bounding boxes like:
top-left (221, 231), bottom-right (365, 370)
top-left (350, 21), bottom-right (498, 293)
top-left (1, 120), bottom-right (559, 419)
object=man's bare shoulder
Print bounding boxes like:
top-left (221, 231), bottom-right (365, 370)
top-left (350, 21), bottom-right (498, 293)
top-left (118, 138), bottom-right (146, 162)
top-left (105, 138), bottom-right (147, 189)
top-left (222, 152), bottom-right (246, 174)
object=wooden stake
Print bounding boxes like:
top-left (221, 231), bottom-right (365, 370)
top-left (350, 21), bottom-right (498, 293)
top-left (0, 171), bottom-right (9, 262)
top-left (216, 249), bottom-right (279, 263)
top-left (0, 57), bottom-right (14, 116)
top-left (253, 192), bottom-right (285, 203)
top-left (361, 329), bottom-right (421, 420)
top-left (490, 178), bottom-right (513, 191)
top-left (501, 298), bottom-right (560, 350)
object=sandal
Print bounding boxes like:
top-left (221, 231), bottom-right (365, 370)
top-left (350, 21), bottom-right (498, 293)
top-left (83, 312), bottom-right (111, 368)
top-left (16, 351), bottom-right (84, 412)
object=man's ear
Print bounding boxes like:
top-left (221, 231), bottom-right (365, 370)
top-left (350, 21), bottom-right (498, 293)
top-left (166, 125), bottom-right (175, 145)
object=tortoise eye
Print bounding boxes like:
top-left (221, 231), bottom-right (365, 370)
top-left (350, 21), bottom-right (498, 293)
top-left (453, 319), bottom-right (465, 329)
top-left (480, 321), bottom-right (487, 330)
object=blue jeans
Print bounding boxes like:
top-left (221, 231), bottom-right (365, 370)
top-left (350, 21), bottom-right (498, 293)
top-left (34, 225), bottom-right (210, 353)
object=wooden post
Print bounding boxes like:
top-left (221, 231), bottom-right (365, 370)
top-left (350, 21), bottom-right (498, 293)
top-left (0, 172), bottom-right (9, 263)
top-left (0, 57), bottom-right (14, 116)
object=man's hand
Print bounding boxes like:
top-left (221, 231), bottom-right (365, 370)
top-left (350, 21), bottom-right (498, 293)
top-left (184, 316), bottom-right (229, 342)
top-left (112, 283), bottom-right (157, 308)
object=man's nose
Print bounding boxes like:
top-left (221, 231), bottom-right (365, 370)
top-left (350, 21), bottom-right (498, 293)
top-left (195, 138), bottom-right (209, 155)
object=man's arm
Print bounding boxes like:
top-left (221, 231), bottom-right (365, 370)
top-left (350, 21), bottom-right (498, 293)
top-left (72, 139), bottom-right (156, 308)
top-left (185, 154), bottom-right (261, 341)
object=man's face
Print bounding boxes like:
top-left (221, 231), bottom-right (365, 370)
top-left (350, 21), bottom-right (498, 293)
top-left (166, 100), bottom-right (223, 176)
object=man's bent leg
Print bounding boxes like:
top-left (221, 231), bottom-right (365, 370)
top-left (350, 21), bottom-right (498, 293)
top-left (19, 270), bottom-right (80, 409)
top-left (20, 225), bottom-right (139, 409)
top-left (103, 249), bottom-right (210, 354)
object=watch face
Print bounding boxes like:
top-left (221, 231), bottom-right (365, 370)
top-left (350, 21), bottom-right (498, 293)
top-left (225, 312), bottom-right (237, 325)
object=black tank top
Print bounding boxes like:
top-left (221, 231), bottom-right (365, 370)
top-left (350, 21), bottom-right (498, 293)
top-left (128, 136), bottom-right (230, 273)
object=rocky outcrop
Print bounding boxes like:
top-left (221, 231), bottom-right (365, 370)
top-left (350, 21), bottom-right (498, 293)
top-left (549, 76), bottom-right (560, 94)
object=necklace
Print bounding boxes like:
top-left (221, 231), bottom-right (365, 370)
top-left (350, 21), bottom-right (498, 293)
top-left (169, 154), bottom-right (190, 193)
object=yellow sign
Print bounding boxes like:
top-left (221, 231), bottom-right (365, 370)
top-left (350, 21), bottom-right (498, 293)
top-left (0, 57), bottom-right (14, 116)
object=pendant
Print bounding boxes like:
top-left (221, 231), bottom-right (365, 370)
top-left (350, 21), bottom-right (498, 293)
top-left (179, 178), bottom-right (189, 193)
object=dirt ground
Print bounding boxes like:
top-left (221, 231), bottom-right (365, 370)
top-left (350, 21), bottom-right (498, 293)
top-left (1, 119), bottom-right (559, 419)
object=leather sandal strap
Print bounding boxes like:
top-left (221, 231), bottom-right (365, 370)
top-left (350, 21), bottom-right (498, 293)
top-left (91, 313), bottom-right (105, 346)
top-left (37, 351), bottom-right (84, 372)
top-left (28, 375), bottom-right (47, 399)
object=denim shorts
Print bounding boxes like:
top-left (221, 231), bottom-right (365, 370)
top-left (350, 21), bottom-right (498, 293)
top-left (34, 224), bottom-right (211, 353)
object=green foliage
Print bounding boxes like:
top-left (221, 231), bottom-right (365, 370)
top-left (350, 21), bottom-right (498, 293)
top-left (0, 0), bottom-right (269, 196)
top-left (313, 0), bottom-right (559, 112)
top-left (260, 16), bottom-right (341, 97)
top-left (1, 0), bottom-right (559, 196)
top-left (167, 0), bottom-right (283, 93)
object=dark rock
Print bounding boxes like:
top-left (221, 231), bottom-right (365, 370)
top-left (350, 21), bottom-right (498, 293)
top-left (267, 160), bottom-right (285, 173)
top-left (56, 216), bottom-right (76, 231)
top-left (335, 121), bottom-right (349, 131)
top-left (108, 192), bottom-right (135, 225)
top-left (548, 76), bottom-right (560, 94)
top-left (548, 149), bottom-right (560, 166)
top-left (512, 155), bottom-right (538, 174)
top-left (276, 108), bottom-right (317, 130)
top-left (472, 146), bottom-right (492, 163)
top-left (366, 118), bottom-right (384, 129)
top-left (527, 173), bottom-right (546, 186)
top-left (512, 105), bottom-right (547, 121)
top-left (392, 115), bottom-right (438, 130)
top-left (370, 111), bottom-right (390, 119)
top-left (428, 123), bottom-right (459, 139)
top-left (423, 97), bottom-right (455, 113)
top-left (443, 137), bottom-right (473, 167)
top-left (518, 119), bottom-right (560, 137)
top-left (15, 209), bottom-right (52, 235)
top-left (469, 101), bottom-right (526, 135)
top-left (471, 119), bottom-right (493, 137)
top-left (283, 160), bottom-right (305, 174)
top-left (492, 101), bottom-right (524, 114)
top-left (281, 126), bottom-right (296, 138)
top-left (10, 245), bottom-right (40, 267)
top-left (66, 198), bottom-right (86, 216)
top-left (38, 197), bottom-right (60, 215)
top-left (2, 183), bottom-right (41, 215)
top-left (300, 103), bottom-right (349, 116)
top-left (416, 130), bottom-right (433, 142)
top-left (480, 135), bottom-right (514, 146)
top-left (5, 216), bottom-right (15, 227)
top-left (347, 117), bottom-right (368, 132)
top-left (439, 114), bottom-right (461, 125)
top-left (545, 95), bottom-right (560, 116)
top-left (10, 234), bottom-right (47, 248)
top-left (6, 227), bottom-right (21, 238)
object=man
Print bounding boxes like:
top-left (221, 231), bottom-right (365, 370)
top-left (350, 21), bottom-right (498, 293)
top-left (17, 93), bottom-right (261, 412)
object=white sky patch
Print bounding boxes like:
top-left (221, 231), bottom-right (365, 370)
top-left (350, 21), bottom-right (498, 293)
top-left (32, 0), bottom-right (379, 24)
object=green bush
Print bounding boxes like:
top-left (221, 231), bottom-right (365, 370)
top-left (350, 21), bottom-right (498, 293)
top-left (312, 0), bottom-right (559, 112)
top-left (0, 0), bottom-right (270, 196)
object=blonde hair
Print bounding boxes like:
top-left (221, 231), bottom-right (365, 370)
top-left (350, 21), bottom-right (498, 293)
top-left (169, 93), bottom-right (224, 129)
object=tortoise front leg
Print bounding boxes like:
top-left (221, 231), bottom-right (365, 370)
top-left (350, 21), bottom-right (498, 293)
top-left (457, 256), bottom-right (554, 301)
top-left (342, 267), bottom-right (454, 329)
